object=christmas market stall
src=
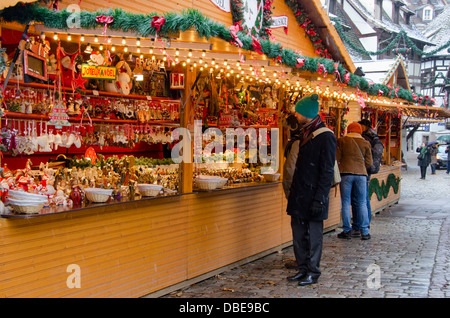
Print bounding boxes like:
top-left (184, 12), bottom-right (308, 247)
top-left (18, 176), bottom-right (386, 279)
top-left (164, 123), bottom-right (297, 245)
top-left (0, 0), bottom-right (439, 297)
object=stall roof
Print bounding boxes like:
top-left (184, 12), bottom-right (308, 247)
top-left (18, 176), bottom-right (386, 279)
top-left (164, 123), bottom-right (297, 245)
top-left (365, 102), bottom-right (450, 119)
top-left (0, 0), bottom-right (35, 10)
top-left (293, 0), bottom-right (357, 73)
top-left (355, 54), bottom-right (410, 91)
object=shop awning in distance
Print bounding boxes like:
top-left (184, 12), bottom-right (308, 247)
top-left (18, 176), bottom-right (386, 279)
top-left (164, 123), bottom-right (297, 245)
top-left (365, 101), bottom-right (450, 120)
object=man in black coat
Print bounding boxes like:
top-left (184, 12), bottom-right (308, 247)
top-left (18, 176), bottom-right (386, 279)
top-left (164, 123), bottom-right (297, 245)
top-left (286, 94), bottom-right (337, 286)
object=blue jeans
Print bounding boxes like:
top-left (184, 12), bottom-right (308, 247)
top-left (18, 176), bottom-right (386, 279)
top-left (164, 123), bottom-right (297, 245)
top-left (351, 176), bottom-right (371, 230)
top-left (340, 174), bottom-right (370, 235)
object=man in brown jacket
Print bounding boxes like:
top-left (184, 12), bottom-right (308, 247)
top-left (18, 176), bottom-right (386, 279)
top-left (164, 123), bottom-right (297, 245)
top-left (336, 122), bottom-right (373, 240)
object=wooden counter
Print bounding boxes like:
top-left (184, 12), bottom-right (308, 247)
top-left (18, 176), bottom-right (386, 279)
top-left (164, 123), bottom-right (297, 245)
top-left (0, 181), bottom-right (341, 297)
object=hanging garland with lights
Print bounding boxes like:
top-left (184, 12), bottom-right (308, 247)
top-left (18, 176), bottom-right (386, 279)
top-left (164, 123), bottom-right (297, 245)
top-left (0, 2), bottom-right (436, 106)
top-left (368, 173), bottom-right (401, 201)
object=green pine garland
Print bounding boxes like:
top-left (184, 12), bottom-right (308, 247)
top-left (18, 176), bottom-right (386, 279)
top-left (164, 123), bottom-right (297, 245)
top-left (369, 173), bottom-right (401, 201)
top-left (0, 2), bottom-right (436, 106)
top-left (332, 17), bottom-right (450, 58)
top-left (421, 72), bottom-right (450, 87)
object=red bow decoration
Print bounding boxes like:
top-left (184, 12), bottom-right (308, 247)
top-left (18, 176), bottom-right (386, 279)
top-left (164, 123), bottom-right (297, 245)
top-left (317, 63), bottom-right (327, 77)
top-left (300, 19), bottom-right (311, 29)
top-left (284, 26), bottom-right (288, 35)
top-left (394, 86), bottom-right (400, 98)
top-left (151, 15), bottom-right (166, 32)
top-left (274, 56), bottom-right (282, 64)
top-left (296, 58), bottom-right (305, 68)
top-left (378, 89), bottom-right (384, 97)
top-left (96, 15), bottom-right (114, 35)
top-left (295, 9), bottom-right (302, 16)
top-left (251, 35), bottom-right (263, 55)
top-left (344, 72), bottom-right (350, 84)
top-left (96, 15), bottom-right (114, 24)
top-left (229, 22), bottom-right (243, 48)
top-left (264, 27), bottom-right (276, 41)
top-left (412, 92), bottom-right (418, 101)
top-left (333, 62), bottom-right (341, 82)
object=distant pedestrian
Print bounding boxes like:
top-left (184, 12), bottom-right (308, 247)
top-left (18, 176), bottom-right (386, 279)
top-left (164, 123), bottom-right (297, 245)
top-left (446, 144), bottom-right (450, 174)
top-left (336, 122), bottom-right (373, 240)
top-left (416, 143), bottom-right (431, 179)
top-left (430, 144), bottom-right (438, 175)
top-left (286, 94), bottom-right (336, 286)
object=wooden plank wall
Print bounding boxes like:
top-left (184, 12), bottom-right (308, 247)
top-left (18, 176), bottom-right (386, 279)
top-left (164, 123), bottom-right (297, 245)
top-left (0, 182), bottom-right (344, 298)
top-left (0, 197), bottom-right (189, 298)
top-left (60, 0), bottom-right (318, 57)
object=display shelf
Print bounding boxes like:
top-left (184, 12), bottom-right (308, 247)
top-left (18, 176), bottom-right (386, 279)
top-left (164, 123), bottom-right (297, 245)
top-left (0, 191), bottom-right (187, 219)
top-left (1, 111), bottom-right (180, 126)
top-left (2, 79), bottom-right (180, 102)
top-left (194, 181), bottom-right (281, 193)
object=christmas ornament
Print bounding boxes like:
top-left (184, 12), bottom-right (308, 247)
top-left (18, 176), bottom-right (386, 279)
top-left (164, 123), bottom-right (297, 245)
top-left (48, 101), bottom-right (71, 129)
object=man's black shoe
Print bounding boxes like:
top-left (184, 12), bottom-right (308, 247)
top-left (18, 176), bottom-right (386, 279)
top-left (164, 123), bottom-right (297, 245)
top-left (337, 231), bottom-right (351, 239)
top-left (287, 271), bottom-right (307, 282)
top-left (350, 229), bottom-right (361, 237)
top-left (361, 233), bottom-right (371, 240)
top-left (298, 275), bottom-right (318, 286)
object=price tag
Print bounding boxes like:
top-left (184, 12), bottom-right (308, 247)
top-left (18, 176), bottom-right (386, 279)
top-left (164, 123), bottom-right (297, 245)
top-left (92, 90), bottom-right (99, 96)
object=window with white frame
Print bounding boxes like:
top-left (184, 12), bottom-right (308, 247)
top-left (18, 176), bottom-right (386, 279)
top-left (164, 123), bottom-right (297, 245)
top-left (423, 8), bottom-right (432, 21)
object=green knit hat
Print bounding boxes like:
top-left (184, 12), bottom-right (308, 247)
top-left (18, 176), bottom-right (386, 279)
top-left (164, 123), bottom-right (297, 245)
top-left (295, 94), bottom-right (319, 119)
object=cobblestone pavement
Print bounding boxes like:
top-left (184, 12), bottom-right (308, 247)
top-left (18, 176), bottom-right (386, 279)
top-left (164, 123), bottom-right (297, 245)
top-left (162, 152), bottom-right (450, 298)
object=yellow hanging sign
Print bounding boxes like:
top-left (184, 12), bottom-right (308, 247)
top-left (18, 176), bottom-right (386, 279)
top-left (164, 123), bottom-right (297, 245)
top-left (81, 64), bottom-right (117, 80)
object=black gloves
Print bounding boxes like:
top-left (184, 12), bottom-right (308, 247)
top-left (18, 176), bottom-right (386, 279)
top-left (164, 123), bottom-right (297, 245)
top-left (310, 200), bottom-right (324, 216)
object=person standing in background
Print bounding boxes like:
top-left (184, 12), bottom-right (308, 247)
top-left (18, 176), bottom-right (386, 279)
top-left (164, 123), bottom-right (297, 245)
top-left (416, 143), bottom-right (431, 179)
top-left (350, 119), bottom-right (384, 236)
top-left (336, 122), bottom-right (373, 240)
top-left (429, 144), bottom-right (438, 175)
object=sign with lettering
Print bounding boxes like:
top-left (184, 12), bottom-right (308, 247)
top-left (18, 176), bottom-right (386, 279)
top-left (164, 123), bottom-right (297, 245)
top-left (210, 0), bottom-right (230, 12)
top-left (270, 15), bottom-right (288, 28)
top-left (81, 64), bottom-right (117, 80)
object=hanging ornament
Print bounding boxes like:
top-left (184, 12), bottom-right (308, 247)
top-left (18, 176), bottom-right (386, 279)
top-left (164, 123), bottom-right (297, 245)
top-left (85, 147), bottom-right (98, 164)
top-left (72, 73), bottom-right (88, 91)
top-left (48, 101), bottom-right (71, 129)
top-left (283, 26), bottom-right (288, 35)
